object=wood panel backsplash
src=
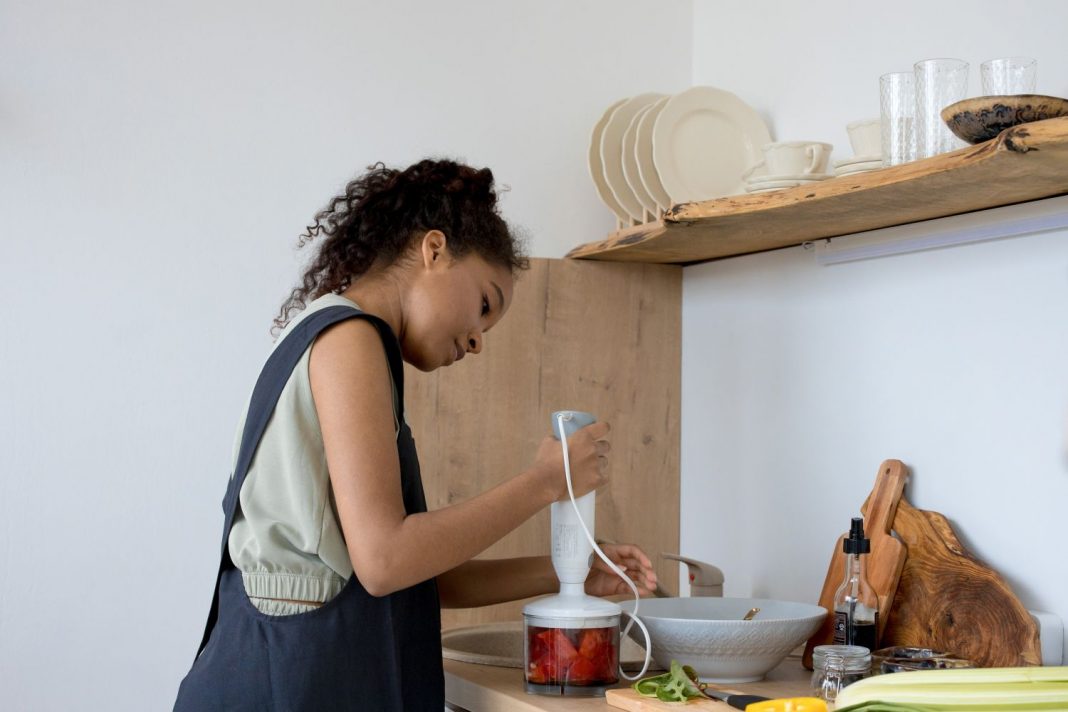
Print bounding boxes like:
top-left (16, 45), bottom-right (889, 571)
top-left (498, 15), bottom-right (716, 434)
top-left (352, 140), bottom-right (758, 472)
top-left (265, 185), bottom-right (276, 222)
top-left (404, 257), bottom-right (682, 630)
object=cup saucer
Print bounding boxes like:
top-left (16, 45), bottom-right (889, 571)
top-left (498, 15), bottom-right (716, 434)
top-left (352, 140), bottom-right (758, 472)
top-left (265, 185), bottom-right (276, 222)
top-left (744, 178), bottom-right (824, 191)
top-left (747, 172), bottom-right (833, 184)
top-left (834, 167), bottom-right (882, 179)
top-left (834, 161), bottom-right (883, 176)
top-left (833, 154), bottom-right (882, 168)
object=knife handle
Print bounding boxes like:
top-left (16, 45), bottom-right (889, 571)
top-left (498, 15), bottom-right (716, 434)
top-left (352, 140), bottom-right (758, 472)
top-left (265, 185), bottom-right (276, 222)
top-left (726, 693), bottom-right (770, 710)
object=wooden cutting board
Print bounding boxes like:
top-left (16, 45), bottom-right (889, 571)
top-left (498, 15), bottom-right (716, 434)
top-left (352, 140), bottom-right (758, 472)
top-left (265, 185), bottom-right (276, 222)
top-left (606, 688), bottom-right (730, 710)
top-left (802, 460), bottom-right (909, 668)
top-left (605, 660), bottom-right (814, 711)
top-left (879, 498), bottom-right (1041, 667)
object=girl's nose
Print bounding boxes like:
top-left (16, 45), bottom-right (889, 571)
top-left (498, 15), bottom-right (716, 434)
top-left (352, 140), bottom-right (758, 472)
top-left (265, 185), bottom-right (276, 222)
top-left (467, 333), bottom-right (482, 354)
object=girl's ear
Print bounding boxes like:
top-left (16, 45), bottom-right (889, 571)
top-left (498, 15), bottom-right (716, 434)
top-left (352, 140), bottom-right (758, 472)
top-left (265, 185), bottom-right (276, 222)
top-left (420, 230), bottom-right (449, 269)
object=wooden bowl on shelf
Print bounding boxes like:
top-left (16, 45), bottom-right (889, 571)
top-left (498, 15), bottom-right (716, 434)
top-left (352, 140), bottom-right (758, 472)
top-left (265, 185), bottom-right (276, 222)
top-left (941, 94), bottom-right (1068, 144)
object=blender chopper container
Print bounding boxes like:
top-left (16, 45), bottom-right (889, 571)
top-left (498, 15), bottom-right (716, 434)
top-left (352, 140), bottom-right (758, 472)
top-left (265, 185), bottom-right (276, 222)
top-left (523, 594), bottom-right (621, 696)
top-left (522, 411), bottom-right (650, 696)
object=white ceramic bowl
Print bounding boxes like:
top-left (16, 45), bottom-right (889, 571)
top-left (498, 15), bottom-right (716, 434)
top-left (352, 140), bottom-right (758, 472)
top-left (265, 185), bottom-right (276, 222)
top-left (620, 597), bottom-right (827, 683)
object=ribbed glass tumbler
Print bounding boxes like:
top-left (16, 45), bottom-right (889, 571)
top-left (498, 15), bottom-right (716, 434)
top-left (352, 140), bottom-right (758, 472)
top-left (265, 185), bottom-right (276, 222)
top-left (914, 58), bottom-right (969, 158)
top-left (981, 57), bottom-right (1037, 95)
top-left (879, 72), bottom-right (917, 166)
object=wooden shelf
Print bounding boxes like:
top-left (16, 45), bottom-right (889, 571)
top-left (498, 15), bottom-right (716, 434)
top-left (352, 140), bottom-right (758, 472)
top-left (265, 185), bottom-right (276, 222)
top-left (567, 116), bottom-right (1068, 265)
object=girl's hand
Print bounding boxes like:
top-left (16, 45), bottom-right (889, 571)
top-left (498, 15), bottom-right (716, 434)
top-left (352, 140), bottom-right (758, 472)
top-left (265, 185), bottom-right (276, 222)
top-left (532, 422), bottom-right (611, 501)
top-left (585, 543), bottom-right (658, 597)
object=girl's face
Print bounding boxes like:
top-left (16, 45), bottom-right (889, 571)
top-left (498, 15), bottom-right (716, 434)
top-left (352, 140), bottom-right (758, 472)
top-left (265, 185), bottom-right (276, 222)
top-left (403, 231), bottom-right (514, 372)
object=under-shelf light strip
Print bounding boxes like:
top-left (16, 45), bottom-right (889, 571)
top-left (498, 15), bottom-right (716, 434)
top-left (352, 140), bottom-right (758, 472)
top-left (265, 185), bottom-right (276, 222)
top-left (814, 195), bottom-right (1068, 266)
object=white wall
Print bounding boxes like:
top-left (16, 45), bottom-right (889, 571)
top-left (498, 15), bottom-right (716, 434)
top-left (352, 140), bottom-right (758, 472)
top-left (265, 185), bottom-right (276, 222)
top-left (0, 2), bottom-right (691, 709)
top-left (683, 0), bottom-right (1068, 660)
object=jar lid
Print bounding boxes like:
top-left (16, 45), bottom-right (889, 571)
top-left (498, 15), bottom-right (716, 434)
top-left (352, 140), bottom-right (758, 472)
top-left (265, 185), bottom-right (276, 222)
top-left (813, 644), bottom-right (872, 672)
top-left (872, 646), bottom-right (949, 660)
top-left (881, 657), bottom-right (975, 674)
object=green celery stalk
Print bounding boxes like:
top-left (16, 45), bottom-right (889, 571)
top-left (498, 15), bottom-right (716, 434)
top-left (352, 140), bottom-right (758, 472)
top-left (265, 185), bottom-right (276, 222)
top-left (834, 666), bottom-right (1068, 709)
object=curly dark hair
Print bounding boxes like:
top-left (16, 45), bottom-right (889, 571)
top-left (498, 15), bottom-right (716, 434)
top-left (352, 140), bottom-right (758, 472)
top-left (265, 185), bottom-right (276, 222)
top-left (273, 158), bottom-right (529, 335)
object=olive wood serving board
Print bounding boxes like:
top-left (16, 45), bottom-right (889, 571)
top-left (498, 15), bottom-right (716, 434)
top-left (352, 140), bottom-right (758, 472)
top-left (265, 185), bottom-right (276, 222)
top-left (802, 460), bottom-right (909, 668)
top-left (878, 498), bottom-right (1041, 667)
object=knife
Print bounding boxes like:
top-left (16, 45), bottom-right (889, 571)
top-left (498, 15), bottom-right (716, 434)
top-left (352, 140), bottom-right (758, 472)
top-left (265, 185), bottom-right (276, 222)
top-left (698, 685), bottom-right (770, 710)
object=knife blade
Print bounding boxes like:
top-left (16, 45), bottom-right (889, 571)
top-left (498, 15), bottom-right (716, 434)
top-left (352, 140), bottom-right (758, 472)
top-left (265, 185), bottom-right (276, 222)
top-left (699, 686), bottom-right (770, 710)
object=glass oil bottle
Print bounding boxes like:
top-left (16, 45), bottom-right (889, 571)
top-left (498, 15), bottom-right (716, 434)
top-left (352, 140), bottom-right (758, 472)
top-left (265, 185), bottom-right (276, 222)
top-left (832, 517), bottom-right (879, 651)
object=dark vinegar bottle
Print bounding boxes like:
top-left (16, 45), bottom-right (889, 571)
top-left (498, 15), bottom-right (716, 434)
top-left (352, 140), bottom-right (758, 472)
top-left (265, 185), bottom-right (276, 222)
top-left (831, 517), bottom-right (879, 651)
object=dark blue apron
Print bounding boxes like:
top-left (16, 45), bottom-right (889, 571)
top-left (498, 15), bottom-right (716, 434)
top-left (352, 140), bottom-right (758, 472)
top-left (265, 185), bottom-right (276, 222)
top-left (175, 306), bottom-right (444, 711)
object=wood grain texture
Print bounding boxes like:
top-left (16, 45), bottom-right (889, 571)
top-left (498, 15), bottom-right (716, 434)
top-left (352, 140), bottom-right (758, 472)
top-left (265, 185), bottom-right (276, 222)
top-left (606, 688), bottom-right (729, 710)
top-left (566, 117), bottom-right (1068, 264)
top-left (403, 258), bottom-right (682, 630)
top-left (880, 499), bottom-right (1041, 667)
top-left (802, 460), bottom-right (909, 668)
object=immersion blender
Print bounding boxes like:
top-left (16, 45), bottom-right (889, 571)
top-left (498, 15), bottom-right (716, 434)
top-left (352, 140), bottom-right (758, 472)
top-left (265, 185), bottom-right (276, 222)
top-left (522, 410), bottom-right (651, 696)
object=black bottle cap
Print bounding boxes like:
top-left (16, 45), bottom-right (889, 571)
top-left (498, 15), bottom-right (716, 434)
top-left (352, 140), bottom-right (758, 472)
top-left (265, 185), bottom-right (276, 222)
top-left (843, 517), bottom-right (871, 554)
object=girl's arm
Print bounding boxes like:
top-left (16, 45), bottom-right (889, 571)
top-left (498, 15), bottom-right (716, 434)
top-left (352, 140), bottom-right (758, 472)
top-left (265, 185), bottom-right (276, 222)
top-left (310, 319), bottom-right (610, 598)
top-left (437, 557), bottom-right (556, 608)
top-left (436, 545), bottom-right (659, 608)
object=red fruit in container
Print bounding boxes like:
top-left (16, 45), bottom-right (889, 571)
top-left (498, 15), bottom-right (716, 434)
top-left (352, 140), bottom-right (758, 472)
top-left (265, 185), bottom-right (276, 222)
top-left (523, 590), bottom-right (623, 696)
top-left (525, 624), bottom-right (619, 691)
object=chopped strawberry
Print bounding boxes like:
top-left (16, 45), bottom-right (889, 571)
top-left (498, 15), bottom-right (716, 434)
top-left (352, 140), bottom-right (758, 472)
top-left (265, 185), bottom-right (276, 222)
top-left (570, 657), bottom-right (599, 683)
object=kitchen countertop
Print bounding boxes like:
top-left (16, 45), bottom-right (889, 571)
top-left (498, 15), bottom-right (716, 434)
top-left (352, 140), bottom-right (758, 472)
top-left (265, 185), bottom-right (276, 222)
top-left (444, 655), bottom-right (814, 711)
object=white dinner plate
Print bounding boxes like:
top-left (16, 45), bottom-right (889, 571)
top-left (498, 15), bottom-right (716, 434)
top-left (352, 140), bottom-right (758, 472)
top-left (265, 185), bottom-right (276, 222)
top-left (747, 172), bottom-right (833, 184)
top-left (653, 86), bottom-right (771, 203)
top-left (635, 96), bottom-right (672, 212)
top-left (601, 93), bottom-right (665, 221)
top-left (622, 104), bottom-right (660, 217)
top-left (588, 98), bottom-right (630, 223)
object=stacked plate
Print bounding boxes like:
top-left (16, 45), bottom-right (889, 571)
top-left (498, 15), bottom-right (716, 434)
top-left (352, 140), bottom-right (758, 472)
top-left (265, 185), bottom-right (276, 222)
top-left (834, 154), bottom-right (884, 177)
top-left (744, 172), bottom-right (832, 194)
top-left (589, 87), bottom-right (772, 224)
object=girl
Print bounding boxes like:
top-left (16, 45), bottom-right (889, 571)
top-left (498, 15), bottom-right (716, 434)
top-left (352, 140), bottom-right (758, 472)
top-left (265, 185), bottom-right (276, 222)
top-left (174, 159), bottom-right (657, 711)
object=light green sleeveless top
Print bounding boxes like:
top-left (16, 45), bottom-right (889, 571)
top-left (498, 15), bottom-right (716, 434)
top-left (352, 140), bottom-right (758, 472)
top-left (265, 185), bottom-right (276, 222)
top-left (227, 293), bottom-right (400, 615)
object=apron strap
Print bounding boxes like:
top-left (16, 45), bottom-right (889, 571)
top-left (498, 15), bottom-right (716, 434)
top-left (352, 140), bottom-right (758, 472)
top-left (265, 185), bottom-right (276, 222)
top-left (194, 304), bottom-right (403, 658)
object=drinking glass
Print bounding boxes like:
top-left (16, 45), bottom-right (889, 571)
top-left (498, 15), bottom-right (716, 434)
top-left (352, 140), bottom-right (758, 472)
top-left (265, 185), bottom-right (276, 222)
top-left (981, 57), bottom-right (1037, 95)
top-left (914, 58), bottom-right (969, 158)
top-left (880, 72), bottom-right (917, 166)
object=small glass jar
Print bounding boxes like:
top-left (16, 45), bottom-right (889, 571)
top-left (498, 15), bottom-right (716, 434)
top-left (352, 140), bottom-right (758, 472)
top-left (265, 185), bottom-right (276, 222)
top-left (811, 644), bottom-right (871, 702)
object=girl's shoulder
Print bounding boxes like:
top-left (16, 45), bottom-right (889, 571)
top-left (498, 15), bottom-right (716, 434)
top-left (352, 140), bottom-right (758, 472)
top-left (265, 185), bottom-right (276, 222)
top-left (274, 293), bottom-right (364, 342)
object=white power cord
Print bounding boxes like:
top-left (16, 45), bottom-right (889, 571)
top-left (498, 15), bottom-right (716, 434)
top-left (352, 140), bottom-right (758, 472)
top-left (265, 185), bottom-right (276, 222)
top-left (557, 412), bottom-right (652, 681)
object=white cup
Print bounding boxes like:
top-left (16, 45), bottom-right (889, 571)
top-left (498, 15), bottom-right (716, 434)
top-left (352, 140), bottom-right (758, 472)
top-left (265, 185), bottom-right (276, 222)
top-left (846, 119), bottom-right (882, 158)
top-left (746, 141), bottom-right (833, 178)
